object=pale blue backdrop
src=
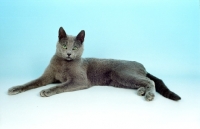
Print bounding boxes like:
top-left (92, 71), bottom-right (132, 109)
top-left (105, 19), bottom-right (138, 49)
top-left (1, 1), bottom-right (200, 129)
top-left (0, 0), bottom-right (199, 81)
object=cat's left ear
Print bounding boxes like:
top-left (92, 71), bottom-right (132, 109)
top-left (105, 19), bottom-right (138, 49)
top-left (76, 30), bottom-right (85, 43)
top-left (58, 27), bottom-right (67, 41)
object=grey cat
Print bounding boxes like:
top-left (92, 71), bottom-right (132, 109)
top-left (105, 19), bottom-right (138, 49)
top-left (8, 27), bottom-right (181, 101)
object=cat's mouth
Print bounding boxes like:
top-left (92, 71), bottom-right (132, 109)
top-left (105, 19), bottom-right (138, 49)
top-left (66, 57), bottom-right (73, 61)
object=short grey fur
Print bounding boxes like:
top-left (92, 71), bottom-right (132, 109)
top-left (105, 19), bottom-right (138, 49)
top-left (8, 27), bottom-right (181, 101)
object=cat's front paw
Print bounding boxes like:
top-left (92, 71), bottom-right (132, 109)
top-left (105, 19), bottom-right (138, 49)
top-left (145, 91), bottom-right (155, 101)
top-left (8, 86), bottom-right (23, 95)
top-left (40, 89), bottom-right (54, 97)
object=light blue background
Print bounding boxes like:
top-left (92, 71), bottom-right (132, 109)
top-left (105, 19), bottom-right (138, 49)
top-left (0, 1), bottom-right (200, 129)
top-left (0, 0), bottom-right (199, 81)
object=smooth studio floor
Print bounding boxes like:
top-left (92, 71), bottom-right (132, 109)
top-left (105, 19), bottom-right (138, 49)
top-left (0, 78), bottom-right (200, 129)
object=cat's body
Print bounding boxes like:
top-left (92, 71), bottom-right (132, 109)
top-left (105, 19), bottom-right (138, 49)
top-left (8, 27), bottom-right (181, 101)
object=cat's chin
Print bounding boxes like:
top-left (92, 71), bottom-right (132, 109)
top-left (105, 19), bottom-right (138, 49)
top-left (65, 57), bottom-right (73, 61)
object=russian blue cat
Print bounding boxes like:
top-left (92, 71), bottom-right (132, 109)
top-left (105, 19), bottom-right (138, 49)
top-left (8, 27), bottom-right (181, 101)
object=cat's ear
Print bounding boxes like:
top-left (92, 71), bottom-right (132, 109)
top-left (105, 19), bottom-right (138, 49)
top-left (58, 27), bottom-right (67, 40)
top-left (76, 30), bottom-right (85, 43)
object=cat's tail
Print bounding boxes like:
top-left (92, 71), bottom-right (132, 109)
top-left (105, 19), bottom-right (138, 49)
top-left (146, 72), bottom-right (181, 101)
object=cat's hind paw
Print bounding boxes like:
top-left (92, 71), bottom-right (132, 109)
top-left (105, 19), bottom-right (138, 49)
top-left (145, 91), bottom-right (155, 101)
top-left (137, 87), bottom-right (146, 96)
top-left (8, 86), bottom-right (23, 95)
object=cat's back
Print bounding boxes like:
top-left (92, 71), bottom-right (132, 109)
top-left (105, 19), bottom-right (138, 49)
top-left (83, 58), bottom-right (146, 74)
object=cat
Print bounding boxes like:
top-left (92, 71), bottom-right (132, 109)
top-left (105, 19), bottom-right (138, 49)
top-left (8, 27), bottom-right (181, 101)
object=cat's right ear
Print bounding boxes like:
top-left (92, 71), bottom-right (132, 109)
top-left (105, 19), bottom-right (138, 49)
top-left (76, 30), bottom-right (85, 44)
top-left (58, 27), bottom-right (67, 41)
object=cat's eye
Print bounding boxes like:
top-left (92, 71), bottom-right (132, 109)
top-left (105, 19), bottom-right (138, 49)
top-left (72, 47), bottom-right (78, 50)
top-left (62, 45), bottom-right (67, 49)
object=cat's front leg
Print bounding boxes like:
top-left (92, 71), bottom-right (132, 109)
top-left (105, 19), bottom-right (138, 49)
top-left (8, 76), bottom-right (54, 95)
top-left (8, 85), bottom-right (24, 95)
top-left (40, 82), bottom-right (90, 97)
top-left (8, 80), bottom-right (42, 95)
top-left (8, 65), bottom-right (55, 95)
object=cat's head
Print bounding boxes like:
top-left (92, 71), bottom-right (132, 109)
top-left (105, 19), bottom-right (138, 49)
top-left (56, 27), bottom-right (85, 61)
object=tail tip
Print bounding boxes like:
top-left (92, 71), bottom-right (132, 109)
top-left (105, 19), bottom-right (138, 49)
top-left (170, 93), bottom-right (181, 101)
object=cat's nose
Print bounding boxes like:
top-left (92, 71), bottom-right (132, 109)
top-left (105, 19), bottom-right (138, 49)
top-left (67, 53), bottom-right (71, 56)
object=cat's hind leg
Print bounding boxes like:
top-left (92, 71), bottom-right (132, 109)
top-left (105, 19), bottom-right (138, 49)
top-left (144, 81), bottom-right (155, 101)
top-left (111, 71), bottom-right (155, 101)
top-left (137, 87), bottom-right (146, 96)
top-left (136, 85), bottom-right (155, 101)
top-left (135, 79), bottom-right (155, 101)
